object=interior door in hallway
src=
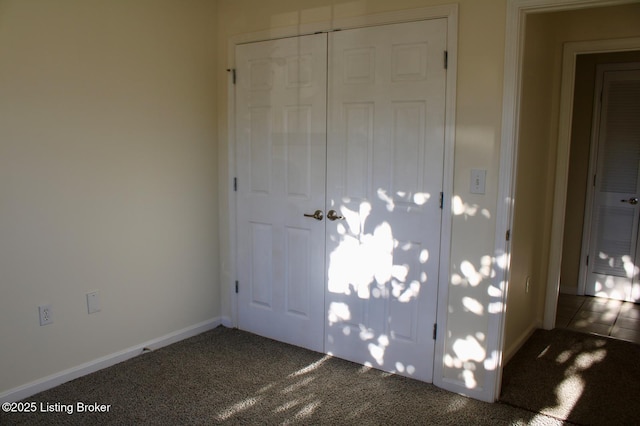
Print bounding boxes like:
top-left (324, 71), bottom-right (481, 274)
top-left (235, 34), bottom-right (327, 351)
top-left (585, 65), bottom-right (640, 302)
top-left (324, 19), bottom-right (447, 382)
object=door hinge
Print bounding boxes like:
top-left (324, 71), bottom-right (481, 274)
top-left (235, 280), bottom-right (239, 294)
top-left (439, 192), bottom-right (444, 209)
top-left (586, 255), bottom-right (589, 266)
top-left (506, 229), bottom-right (511, 241)
top-left (433, 323), bottom-right (438, 340)
top-left (444, 51), bottom-right (448, 69)
top-left (227, 68), bottom-right (236, 85)
top-left (234, 177), bottom-right (238, 192)
top-left (593, 174), bottom-right (596, 187)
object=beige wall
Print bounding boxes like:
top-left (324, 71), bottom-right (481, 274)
top-left (0, 0), bottom-right (219, 395)
top-left (505, 2), bottom-right (640, 358)
top-left (505, 12), bottom-right (558, 359)
top-left (561, 51), bottom-right (640, 294)
top-left (3, 0), bottom-right (636, 402)
top-left (216, 0), bottom-right (507, 395)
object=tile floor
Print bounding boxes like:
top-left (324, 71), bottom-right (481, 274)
top-left (556, 293), bottom-right (640, 344)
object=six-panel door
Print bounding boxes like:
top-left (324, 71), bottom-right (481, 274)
top-left (235, 34), bottom-right (328, 352)
top-left (324, 19), bottom-right (446, 382)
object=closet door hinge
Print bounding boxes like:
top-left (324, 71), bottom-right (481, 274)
top-left (444, 51), bottom-right (448, 69)
top-left (235, 280), bottom-right (239, 294)
top-left (506, 229), bottom-right (511, 241)
top-left (433, 323), bottom-right (438, 340)
top-left (227, 68), bottom-right (236, 85)
top-left (234, 177), bottom-right (238, 192)
top-left (439, 192), bottom-right (444, 209)
top-left (586, 255), bottom-right (589, 266)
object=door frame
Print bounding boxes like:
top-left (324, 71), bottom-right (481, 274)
top-left (225, 3), bottom-right (458, 392)
top-left (577, 61), bottom-right (640, 300)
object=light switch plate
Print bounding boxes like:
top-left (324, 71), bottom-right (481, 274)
top-left (470, 169), bottom-right (487, 194)
top-left (87, 291), bottom-right (101, 314)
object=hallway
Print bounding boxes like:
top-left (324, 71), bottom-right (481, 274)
top-left (556, 294), bottom-right (640, 344)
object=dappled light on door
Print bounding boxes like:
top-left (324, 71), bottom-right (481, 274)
top-left (325, 183), bottom-right (435, 379)
top-left (326, 196), bottom-right (429, 370)
top-left (328, 210), bottom-right (401, 300)
top-left (319, 16), bottom-right (448, 386)
top-left (592, 250), bottom-right (640, 301)
top-left (328, 205), bottom-right (424, 305)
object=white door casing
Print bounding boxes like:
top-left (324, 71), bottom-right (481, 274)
top-left (235, 34), bottom-right (328, 351)
top-left (583, 65), bottom-right (640, 302)
top-left (324, 19), bottom-right (447, 382)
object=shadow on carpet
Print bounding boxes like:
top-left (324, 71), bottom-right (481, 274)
top-left (1, 326), bottom-right (565, 425)
top-left (500, 328), bottom-right (640, 425)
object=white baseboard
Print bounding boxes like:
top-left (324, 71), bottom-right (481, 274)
top-left (0, 317), bottom-right (222, 403)
top-left (220, 316), bottom-right (233, 328)
top-left (503, 320), bottom-right (540, 365)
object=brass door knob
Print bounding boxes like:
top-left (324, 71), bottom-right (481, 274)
top-left (327, 210), bottom-right (344, 221)
top-left (303, 210), bottom-right (324, 221)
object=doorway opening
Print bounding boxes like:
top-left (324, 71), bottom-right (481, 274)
top-left (554, 52), bottom-right (640, 342)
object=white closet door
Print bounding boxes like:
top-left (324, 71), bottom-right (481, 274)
top-left (586, 68), bottom-right (640, 302)
top-left (235, 34), bottom-right (327, 351)
top-left (324, 19), bottom-right (447, 382)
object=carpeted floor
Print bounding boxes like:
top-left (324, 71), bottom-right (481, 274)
top-left (1, 326), bottom-right (563, 425)
top-left (500, 328), bottom-right (640, 425)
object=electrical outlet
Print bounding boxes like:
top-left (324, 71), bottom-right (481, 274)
top-left (39, 304), bottom-right (53, 326)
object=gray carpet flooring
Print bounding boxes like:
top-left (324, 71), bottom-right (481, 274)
top-left (1, 326), bottom-right (565, 425)
top-left (500, 328), bottom-right (640, 425)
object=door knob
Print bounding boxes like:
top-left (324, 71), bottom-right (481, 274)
top-left (327, 210), bottom-right (344, 221)
top-left (303, 209), bottom-right (324, 221)
top-left (621, 198), bottom-right (638, 205)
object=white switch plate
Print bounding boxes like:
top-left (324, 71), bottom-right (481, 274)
top-left (470, 169), bottom-right (487, 194)
top-left (87, 291), bottom-right (101, 314)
